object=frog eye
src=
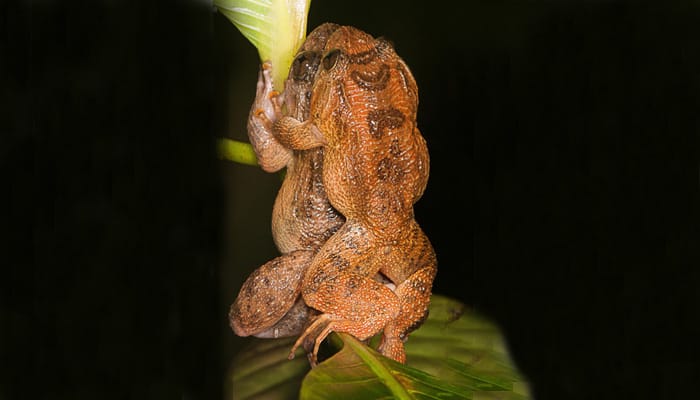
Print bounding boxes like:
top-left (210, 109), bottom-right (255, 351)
top-left (291, 51), bottom-right (321, 82)
top-left (322, 49), bottom-right (341, 70)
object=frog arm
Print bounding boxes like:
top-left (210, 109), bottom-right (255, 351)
top-left (273, 116), bottom-right (327, 150)
top-left (246, 66), bottom-right (293, 172)
top-left (247, 109), bottom-right (293, 172)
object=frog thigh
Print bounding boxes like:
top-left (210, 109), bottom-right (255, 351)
top-left (253, 297), bottom-right (318, 339)
top-left (229, 250), bottom-right (315, 337)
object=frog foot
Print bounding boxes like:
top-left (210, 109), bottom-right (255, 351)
top-left (288, 314), bottom-right (334, 366)
top-left (260, 61), bottom-right (284, 117)
top-left (251, 62), bottom-right (284, 126)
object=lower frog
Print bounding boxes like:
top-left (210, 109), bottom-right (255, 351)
top-left (270, 25), bottom-right (437, 364)
top-left (229, 23), bottom-right (345, 339)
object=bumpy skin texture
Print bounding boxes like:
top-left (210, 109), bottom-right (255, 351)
top-left (275, 26), bottom-right (437, 364)
top-left (229, 23), bottom-right (345, 339)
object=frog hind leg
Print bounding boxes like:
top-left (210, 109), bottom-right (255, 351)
top-left (229, 249), bottom-right (314, 337)
top-left (290, 271), bottom-right (401, 364)
top-left (253, 297), bottom-right (318, 339)
top-left (377, 264), bottom-right (436, 363)
top-left (374, 223), bottom-right (437, 363)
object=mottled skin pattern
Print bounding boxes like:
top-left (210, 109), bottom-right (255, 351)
top-left (272, 26), bottom-right (437, 364)
top-left (229, 23), bottom-right (345, 339)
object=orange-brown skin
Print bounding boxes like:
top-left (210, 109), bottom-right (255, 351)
top-left (229, 23), bottom-right (345, 339)
top-left (274, 26), bottom-right (437, 364)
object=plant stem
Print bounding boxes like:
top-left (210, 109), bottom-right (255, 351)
top-left (217, 138), bottom-right (258, 166)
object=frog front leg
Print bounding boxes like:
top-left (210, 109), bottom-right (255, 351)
top-left (272, 116), bottom-right (328, 151)
top-left (247, 62), bottom-right (293, 172)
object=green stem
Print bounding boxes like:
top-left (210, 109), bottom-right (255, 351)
top-left (218, 138), bottom-right (258, 166)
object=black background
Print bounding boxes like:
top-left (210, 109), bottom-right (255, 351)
top-left (3, 0), bottom-right (699, 399)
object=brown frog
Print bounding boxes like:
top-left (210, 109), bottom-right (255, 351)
top-left (271, 25), bottom-right (437, 364)
top-left (229, 23), bottom-right (345, 339)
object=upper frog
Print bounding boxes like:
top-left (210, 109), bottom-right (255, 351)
top-left (273, 26), bottom-right (437, 364)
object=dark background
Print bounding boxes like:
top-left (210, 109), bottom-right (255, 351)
top-left (3, 0), bottom-right (699, 399)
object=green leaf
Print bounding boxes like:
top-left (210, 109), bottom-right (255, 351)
top-left (228, 295), bottom-right (531, 400)
top-left (214, 0), bottom-right (311, 89)
top-left (301, 333), bottom-right (470, 400)
top-left (228, 336), bottom-right (311, 399)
